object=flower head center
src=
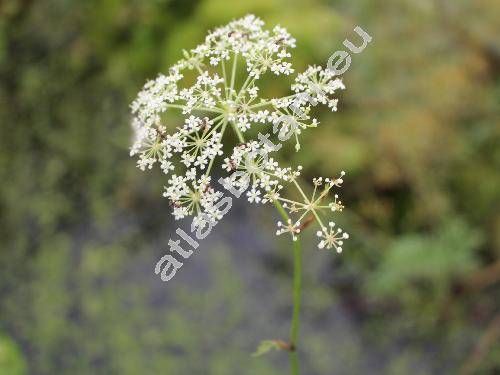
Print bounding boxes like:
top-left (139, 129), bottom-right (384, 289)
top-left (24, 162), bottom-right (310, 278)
top-left (221, 101), bottom-right (238, 117)
top-left (190, 191), bottom-right (201, 202)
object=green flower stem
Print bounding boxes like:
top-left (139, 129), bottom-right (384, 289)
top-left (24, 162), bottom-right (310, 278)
top-left (290, 237), bottom-right (302, 375)
top-left (165, 103), bottom-right (223, 114)
top-left (273, 199), bottom-right (302, 375)
top-left (229, 121), bottom-right (302, 374)
top-left (230, 52), bottom-right (238, 98)
top-left (229, 119), bottom-right (245, 144)
top-left (204, 118), bottom-right (228, 177)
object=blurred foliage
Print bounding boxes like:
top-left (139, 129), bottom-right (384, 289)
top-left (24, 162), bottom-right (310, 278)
top-left (368, 219), bottom-right (481, 297)
top-left (0, 0), bottom-right (499, 374)
top-left (0, 332), bottom-right (27, 375)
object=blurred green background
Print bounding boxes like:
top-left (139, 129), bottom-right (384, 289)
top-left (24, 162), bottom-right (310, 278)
top-left (1, 0), bottom-right (499, 374)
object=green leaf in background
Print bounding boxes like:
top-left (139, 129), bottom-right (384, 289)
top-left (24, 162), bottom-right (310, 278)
top-left (367, 219), bottom-right (482, 297)
top-left (0, 333), bottom-right (27, 375)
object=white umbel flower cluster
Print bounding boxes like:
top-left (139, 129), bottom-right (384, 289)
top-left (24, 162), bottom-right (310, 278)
top-left (130, 15), bottom-right (348, 250)
top-left (317, 222), bottom-right (349, 253)
top-left (222, 143), bottom-right (349, 246)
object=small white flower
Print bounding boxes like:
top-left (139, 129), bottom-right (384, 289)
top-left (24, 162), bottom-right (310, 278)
top-left (246, 187), bottom-right (262, 203)
top-left (276, 220), bottom-right (301, 241)
top-left (316, 222), bottom-right (349, 253)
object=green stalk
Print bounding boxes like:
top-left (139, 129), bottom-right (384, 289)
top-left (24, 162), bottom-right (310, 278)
top-left (273, 199), bottom-right (302, 375)
top-left (290, 237), bottom-right (302, 375)
top-left (229, 107), bottom-right (303, 375)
